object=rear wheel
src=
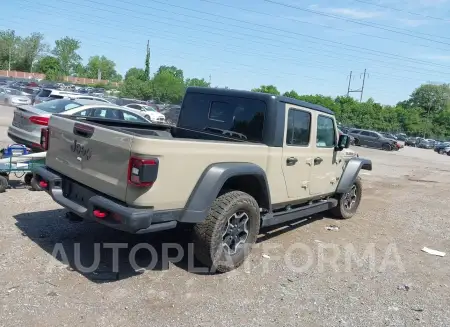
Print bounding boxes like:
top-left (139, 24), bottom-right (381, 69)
top-left (354, 138), bottom-right (360, 146)
top-left (24, 173), bottom-right (33, 185)
top-left (439, 149), bottom-right (444, 154)
top-left (0, 175), bottom-right (8, 193)
top-left (192, 191), bottom-right (260, 273)
top-left (330, 177), bottom-right (362, 219)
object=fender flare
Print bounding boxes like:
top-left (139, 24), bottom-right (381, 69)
top-left (336, 157), bottom-right (372, 194)
top-left (179, 162), bottom-right (271, 223)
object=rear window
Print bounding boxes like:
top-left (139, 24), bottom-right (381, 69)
top-left (38, 89), bottom-right (52, 97)
top-left (34, 99), bottom-right (82, 113)
top-left (178, 92), bottom-right (266, 142)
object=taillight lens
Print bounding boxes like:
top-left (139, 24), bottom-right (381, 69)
top-left (127, 157), bottom-right (159, 187)
top-left (40, 127), bottom-right (49, 150)
top-left (30, 116), bottom-right (49, 126)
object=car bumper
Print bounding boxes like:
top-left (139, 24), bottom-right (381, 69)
top-left (34, 166), bottom-right (178, 234)
top-left (7, 128), bottom-right (44, 152)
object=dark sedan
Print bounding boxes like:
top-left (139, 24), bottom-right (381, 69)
top-left (434, 142), bottom-right (450, 154)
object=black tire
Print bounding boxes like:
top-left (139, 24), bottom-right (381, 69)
top-left (382, 143), bottom-right (392, 151)
top-left (354, 138), bottom-right (360, 146)
top-left (439, 149), bottom-right (444, 155)
top-left (330, 177), bottom-right (362, 219)
top-left (0, 175), bottom-right (8, 193)
top-left (24, 173), bottom-right (33, 185)
top-left (192, 190), bottom-right (260, 273)
top-left (30, 176), bottom-right (43, 191)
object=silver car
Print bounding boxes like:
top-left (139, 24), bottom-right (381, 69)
top-left (0, 87), bottom-right (32, 106)
top-left (8, 98), bottom-right (151, 151)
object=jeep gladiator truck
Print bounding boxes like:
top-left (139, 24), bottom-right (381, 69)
top-left (35, 87), bottom-right (372, 272)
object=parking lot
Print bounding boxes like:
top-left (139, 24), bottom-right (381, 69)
top-left (0, 104), bottom-right (449, 327)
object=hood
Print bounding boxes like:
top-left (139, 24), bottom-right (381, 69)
top-left (10, 95), bottom-right (31, 101)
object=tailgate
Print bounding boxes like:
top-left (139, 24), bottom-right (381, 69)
top-left (45, 115), bottom-right (132, 202)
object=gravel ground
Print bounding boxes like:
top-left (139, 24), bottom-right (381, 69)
top-left (0, 104), bottom-right (449, 327)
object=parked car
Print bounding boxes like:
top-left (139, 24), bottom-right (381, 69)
top-left (405, 137), bottom-right (419, 147)
top-left (349, 129), bottom-right (398, 151)
top-left (123, 103), bottom-right (166, 123)
top-left (0, 87), bottom-right (32, 106)
top-left (380, 132), bottom-right (403, 149)
top-left (67, 94), bottom-right (113, 103)
top-left (35, 86), bottom-right (372, 273)
top-left (34, 88), bottom-right (80, 104)
top-left (434, 142), bottom-right (450, 154)
top-left (417, 139), bottom-right (435, 149)
top-left (396, 133), bottom-right (407, 141)
top-left (8, 98), bottom-right (150, 152)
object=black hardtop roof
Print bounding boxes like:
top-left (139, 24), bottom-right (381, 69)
top-left (185, 87), bottom-right (334, 115)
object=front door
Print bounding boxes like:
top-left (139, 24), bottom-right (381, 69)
top-left (281, 107), bottom-right (315, 199)
top-left (309, 114), bottom-right (341, 195)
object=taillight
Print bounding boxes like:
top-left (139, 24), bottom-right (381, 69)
top-left (127, 157), bottom-right (159, 187)
top-left (30, 116), bottom-right (49, 126)
top-left (40, 127), bottom-right (49, 150)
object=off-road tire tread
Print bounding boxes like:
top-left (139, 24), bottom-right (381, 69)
top-left (331, 177), bottom-right (362, 219)
top-left (193, 190), bottom-right (260, 273)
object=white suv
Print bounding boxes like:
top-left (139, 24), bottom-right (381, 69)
top-left (123, 103), bottom-right (166, 123)
top-left (34, 88), bottom-right (80, 104)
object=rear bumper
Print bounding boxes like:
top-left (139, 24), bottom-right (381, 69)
top-left (7, 127), bottom-right (43, 152)
top-left (34, 166), bottom-right (178, 234)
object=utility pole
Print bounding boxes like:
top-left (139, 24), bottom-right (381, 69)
top-left (347, 69), bottom-right (368, 102)
top-left (360, 69), bottom-right (367, 102)
top-left (346, 71), bottom-right (352, 96)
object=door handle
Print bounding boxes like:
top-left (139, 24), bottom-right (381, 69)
top-left (314, 157), bottom-right (323, 165)
top-left (286, 157), bottom-right (298, 165)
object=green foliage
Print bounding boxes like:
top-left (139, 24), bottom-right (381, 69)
top-left (125, 67), bottom-right (147, 81)
top-left (52, 37), bottom-right (81, 75)
top-left (251, 85), bottom-right (280, 95)
top-left (156, 65), bottom-right (184, 80)
top-left (185, 78), bottom-right (210, 87)
top-left (35, 56), bottom-right (61, 81)
top-left (85, 55), bottom-right (120, 80)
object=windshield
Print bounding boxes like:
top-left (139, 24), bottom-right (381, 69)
top-left (143, 106), bottom-right (157, 112)
top-left (34, 99), bottom-right (82, 113)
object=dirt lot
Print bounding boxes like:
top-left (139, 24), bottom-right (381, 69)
top-left (0, 104), bottom-right (449, 327)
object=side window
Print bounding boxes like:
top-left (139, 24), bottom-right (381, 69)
top-left (286, 108), bottom-right (311, 146)
top-left (74, 109), bottom-right (92, 116)
top-left (316, 115), bottom-right (336, 148)
top-left (360, 131), bottom-right (371, 136)
top-left (128, 104), bottom-right (139, 109)
top-left (122, 111), bottom-right (147, 122)
top-left (370, 132), bottom-right (379, 138)
top-left (92, 108), bottom-right (123, 120)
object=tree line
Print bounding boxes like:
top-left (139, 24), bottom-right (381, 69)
top-left (1, 29), bottom-right (449, 139)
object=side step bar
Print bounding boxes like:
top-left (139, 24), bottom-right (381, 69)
top-left (261, 199), bottom-right (338, 228)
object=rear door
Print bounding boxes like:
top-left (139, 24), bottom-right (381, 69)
top-left (46, 115), bottom-right (133, 201)
top-left (281, 106), bottom-right (314, 199)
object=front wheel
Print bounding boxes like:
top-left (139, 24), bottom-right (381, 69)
top-left (382, 143), bottom-right (392, 151)
top-left (192, 191), bottom-right (260, 273)
top-left (439, 149), bottom-right (444, 154)
top-left (330, 177), bottom-right (362, 219)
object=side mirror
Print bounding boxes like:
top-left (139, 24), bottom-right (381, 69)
top-left (336, 134), bottom-right (350, 151)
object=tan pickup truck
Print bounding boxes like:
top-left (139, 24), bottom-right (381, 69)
top-left (35, 87), bottom-right (372, 272)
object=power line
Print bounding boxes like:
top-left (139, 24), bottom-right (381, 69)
top-left (354, 0), bottom-right (450, 23)
top-left (199, 0), bottom-right (450, 52)
top-left (262, 0), bottom-right (450, 42)
top-left (19, 0), bottom-right (450, 75)
top-left (73, 0), bottom-right (450, 70)
top-left (16, 0), bottom-right (450, 81)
